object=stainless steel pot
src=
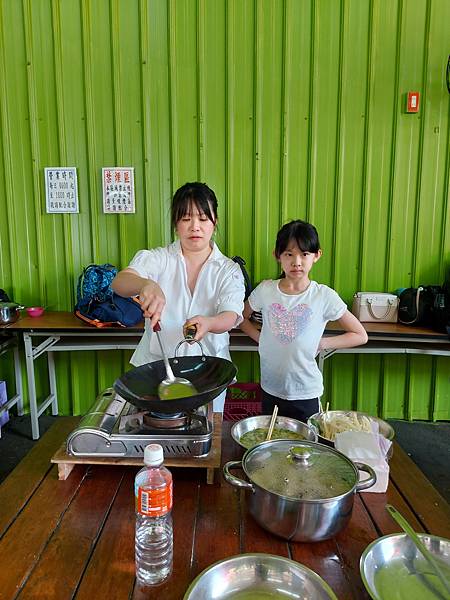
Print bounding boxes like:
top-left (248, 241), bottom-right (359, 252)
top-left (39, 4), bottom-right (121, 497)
top-left (223, 439), bottom-right (376, 542)
top-left (0, 302), bottom-right (24, 325)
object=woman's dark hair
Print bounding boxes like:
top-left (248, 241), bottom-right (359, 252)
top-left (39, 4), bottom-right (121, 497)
top-left (171, 182), bottom-right (218, 228)
top-left (274, 220), bottom-right (321, 257)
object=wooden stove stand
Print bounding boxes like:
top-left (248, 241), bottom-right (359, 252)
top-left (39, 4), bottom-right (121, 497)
top-left (51, 413), bottom-right (223, 484)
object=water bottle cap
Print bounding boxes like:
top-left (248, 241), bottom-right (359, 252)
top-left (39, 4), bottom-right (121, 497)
top-left (144, 443), bottom-right (164, 466)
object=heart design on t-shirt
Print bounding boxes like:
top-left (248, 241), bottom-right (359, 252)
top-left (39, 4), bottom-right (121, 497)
top-left (268, 302), bottom-right (313, 344)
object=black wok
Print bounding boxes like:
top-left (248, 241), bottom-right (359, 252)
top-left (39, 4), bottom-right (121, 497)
top-left (113, 354), bottom-right (237, 413)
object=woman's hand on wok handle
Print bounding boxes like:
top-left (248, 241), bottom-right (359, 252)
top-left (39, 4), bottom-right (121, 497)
top-left (184, 311), bottom-right (239, 341)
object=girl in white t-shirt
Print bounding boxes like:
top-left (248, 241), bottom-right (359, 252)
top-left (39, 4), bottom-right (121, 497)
top-left (112, 182), bottom-right (245, 412)
top-left (240, 220), bottom-right (368, 421)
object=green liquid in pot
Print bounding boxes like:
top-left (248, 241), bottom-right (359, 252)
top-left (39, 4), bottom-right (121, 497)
top-left (247, 445), bottom-right (356, 500)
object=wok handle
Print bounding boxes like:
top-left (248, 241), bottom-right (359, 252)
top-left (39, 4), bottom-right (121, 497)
top-left (223, 461), bottom-right (255, 492)
top-left (184, 323), bottom-right (197, 340)
top-left (354, 462), bottom-right (377, 491)
top-left (173, 339), bottom-right (206, 360)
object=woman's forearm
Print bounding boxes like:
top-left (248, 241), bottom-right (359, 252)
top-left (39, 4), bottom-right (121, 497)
top-left (207, 311), bottom-right (240, 334)
top-left (184, 311), bottom-right (240, 341)
top-left (112, 269), bottom-right (151, 297)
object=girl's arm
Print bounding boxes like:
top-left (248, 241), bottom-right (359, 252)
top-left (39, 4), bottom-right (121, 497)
top-left (239, 301), bottom-right (261, 343)
top-left (318, 310), bottom-right (368, 351)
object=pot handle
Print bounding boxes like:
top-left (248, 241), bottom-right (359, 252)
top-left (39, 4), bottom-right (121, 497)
top-left (354, 462), bottom-right (377, 491)
top-left (223, 461), bottom-right (255, 492)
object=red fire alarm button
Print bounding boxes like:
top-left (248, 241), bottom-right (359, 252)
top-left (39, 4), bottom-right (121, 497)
top-left (407, 91), bottom-right (420, 113)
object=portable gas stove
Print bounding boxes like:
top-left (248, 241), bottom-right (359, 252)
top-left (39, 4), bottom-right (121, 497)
top-left (66, 388), bottom-right (214, 459)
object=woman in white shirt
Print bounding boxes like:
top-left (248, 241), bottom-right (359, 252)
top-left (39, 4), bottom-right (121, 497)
top-left (112, 182), bottom-right (245, 412)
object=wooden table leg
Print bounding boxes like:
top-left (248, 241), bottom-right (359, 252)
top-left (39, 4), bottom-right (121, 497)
top-left (58, 462), bottom-right (75, 480)
top-left (207, 467), bottom-right (215, 485)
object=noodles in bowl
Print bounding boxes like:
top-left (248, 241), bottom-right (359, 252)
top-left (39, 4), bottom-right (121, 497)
top-left (308, 410), bottom-right (395, 445)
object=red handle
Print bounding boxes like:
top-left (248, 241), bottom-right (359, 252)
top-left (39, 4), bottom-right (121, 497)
top-left (153, 321), bottom-right (161, 332)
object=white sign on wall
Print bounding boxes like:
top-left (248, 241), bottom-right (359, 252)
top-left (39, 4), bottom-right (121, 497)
top-left (44, 167), bottom-right (79, 213)
top-left (102, 167), bottom-right (135, 213)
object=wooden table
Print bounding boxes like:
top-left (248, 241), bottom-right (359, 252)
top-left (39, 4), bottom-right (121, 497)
top-left (1, 419), bottom-right (449, 600)
top-left (3, 312), bottom-right (450, 439)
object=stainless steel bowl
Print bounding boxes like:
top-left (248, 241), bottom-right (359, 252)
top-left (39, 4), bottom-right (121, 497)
top-left (360, 533), bottom-right (450, 599)
top-left (183, 553), bottom-right (338, 599)
top-left (231, 414), bottom-right (317, 449)
top-left (308, 410), bottom-right (395, 444)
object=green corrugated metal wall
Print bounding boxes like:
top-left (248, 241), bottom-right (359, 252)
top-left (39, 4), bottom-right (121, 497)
top-left (0, 0), bottom-right (449, 419)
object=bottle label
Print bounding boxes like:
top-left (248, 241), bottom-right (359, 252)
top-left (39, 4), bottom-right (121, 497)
top-left (137, 480), bottom-right (173, 517)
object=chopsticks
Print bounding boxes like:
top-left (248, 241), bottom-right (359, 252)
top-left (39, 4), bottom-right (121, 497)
top-left (266, 405), bottom-right (279, 441)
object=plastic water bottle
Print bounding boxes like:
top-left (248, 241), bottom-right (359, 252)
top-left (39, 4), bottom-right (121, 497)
top-left (134, 443), bottom-right (173, 585)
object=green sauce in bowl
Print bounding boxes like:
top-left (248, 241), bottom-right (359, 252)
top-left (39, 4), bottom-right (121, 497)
top-left (240, 427), bottom-right (305, 449)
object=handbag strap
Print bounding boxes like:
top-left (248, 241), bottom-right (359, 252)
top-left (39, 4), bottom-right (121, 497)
top-left (400, 287), bottom-right (423, 324)
top-left (367, 297), bottom-right (395, 320)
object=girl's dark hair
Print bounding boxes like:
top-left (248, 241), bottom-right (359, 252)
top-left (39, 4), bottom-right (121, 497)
top-left (171, 182), bottom-right (218, 228)
top-left (274, 220), bottom-right (321, 257)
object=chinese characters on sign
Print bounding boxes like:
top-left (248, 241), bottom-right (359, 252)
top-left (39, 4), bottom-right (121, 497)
top-left (102, 168), bottom-right (135, 213)
top-left (44, 168), bottom-right (79, 213)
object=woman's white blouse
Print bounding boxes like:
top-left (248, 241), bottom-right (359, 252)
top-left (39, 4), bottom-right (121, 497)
top-left (128, 240), bottom-right (245, 366)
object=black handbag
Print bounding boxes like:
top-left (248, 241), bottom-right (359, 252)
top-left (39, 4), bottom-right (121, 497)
top-left (429, 282), bottom-right (450, 334)
top-left (398, 285), bottom-right (448, 331)
top-left (0, 289), bottom-right (10, 302)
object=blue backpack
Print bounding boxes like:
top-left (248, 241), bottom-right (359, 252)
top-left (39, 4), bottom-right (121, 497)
top-left (74, 264), bottom-right (143, 327)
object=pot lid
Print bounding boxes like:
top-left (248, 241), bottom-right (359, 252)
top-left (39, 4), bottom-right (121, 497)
top-left (243, 439), bottom-right (357, 500)
top-left (0, 302), bottom-right (21, 309)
